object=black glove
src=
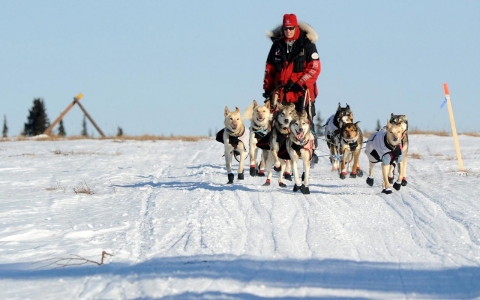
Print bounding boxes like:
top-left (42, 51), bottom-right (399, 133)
top-left (284, 80), bottom-right (294, 92)
top-left (284, 80), bottom-right (304, 92)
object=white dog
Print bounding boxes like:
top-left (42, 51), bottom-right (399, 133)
top-left (243, 100), bottom-right (271, 177)
top-left (218, 106), bottom-right (250, 184)
top-left (286, 110), bottom-right (315, 194)
top-left (364, 120), bottom-right (404, 194)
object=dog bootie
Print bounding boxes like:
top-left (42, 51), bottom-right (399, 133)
top-left (284, 172), bottom-right (292, 181)
top-left (401, 177), bottom-right (408, 186)
top-left (257, 170), bottom-right (265, 177)
top-left (279, 182), bottom-right (287, 188)
top-left (273, 165), bottom-right (281, 172)
top-left (366, 177), bottom-right (374, 186)
top-left (393, 181), bottom-right (402, 191)
top-left (300, 185), bottom-right (310, 194)
top-left (356, 169), bottom-right (364, 177)
top-left (249, 165), bottom-right (256, 177)
top-left (238, 172), bottom-right (244, 180)
top-left (227, 173), bottom-right (234, 184)
top-left (382, 188), bottom-right (392, 195)
top-left (349, 172), bottom-right (357, 178)
top-left (340, 172), bottom-right (347, 180)
top-left (263, 179), bottom-right (271, 186)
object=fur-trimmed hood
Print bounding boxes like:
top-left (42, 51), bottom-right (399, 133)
top-left (267, 22), bottom-right (318, 43)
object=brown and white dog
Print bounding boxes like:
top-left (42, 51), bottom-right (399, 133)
top-left (262, 102), bottom-right (295, 187)
top-left (364, 120), bottom-right (405, 194)
top-left (286, 110), bottom-right (315, 194)
top-left (388, 113), bottom-right (409, 188)
top-left (338, 121), bottom-right (364, 179)
top-left (219, 106), bottom-right (250, 184)
top-left (324, 103), bottom-right (354, 170)
top-left (243, 100), bottom-right (271, 177)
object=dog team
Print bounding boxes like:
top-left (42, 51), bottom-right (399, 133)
top-left (217, 100), bottom-right (409, 195)
top-left (216, 13), bottom-right (409, 195)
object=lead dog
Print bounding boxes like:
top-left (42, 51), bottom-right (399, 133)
top-left (364, 120), bottom-right (404, 194)
top-left (243, 100), bottom-right (271, 177)
top-left (261, 102), bottom-right (295, 187)
top-left (286, 110), bottom-right (315, 194)
top-left (217, 106), bottom-right (250, 184)
top-left (388, 113), bottom-right (409, 188)
top-left (324, 103), bottom-right (354, 170)
top-left (339, 121), bottom-right (364, 179)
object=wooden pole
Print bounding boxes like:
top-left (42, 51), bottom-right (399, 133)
top-left (443, 83), bottom-right (464, 171)
top-left (74, 99), bottom-right (106, 137)
top-left (44, 93), bottom-right (83, 135)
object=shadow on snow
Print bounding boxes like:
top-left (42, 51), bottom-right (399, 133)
top-left (1, 257), bottom-right (479, 298)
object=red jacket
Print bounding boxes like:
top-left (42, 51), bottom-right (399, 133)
top-left (263, 22), bottom-right (321, 104)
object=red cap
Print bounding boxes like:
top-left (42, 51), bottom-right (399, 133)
top-left (283, 14), bottom-right (298, 27)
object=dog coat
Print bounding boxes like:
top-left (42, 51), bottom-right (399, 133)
top-left (365, 128), bottom-right (403, 165)
top-left (324, 114), bottom-right (338, 136)
top-left (216, 127), bottom-right (250, 151)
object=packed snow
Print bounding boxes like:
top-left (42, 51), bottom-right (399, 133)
top-left (0, 134), bottom-right (479, 299)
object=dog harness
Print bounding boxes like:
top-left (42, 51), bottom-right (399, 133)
top-left (365, 128), bottom-right (403, 165)
top-left (290, 138), bottom-right (314, 161)
top-left (251, 121), bottom-right (269, 139)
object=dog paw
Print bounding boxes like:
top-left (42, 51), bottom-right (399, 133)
top-left (249, 166), bottom-right (256, 177)
top-left (300, 185), bottom-right (310, 194)
top-left (238, 173), bottom-right (244, 180)
top-left (273, 166), bottom-right (281, 172)
top-left (284, 172), bottom-right (292, 181)
top-left (382, 188), bottom-right (392, 194)
top-left (401, 178), bottom-right (408, 186)
top-left (356, 169), bottom-right (364, 177)
top-left (393, 182), bottom-right (401, 191)
top-left (366, 177), bottom-right (374, 186)
top-left (293, 184), bottom-right (302, 192)
top-left (340, 172), bottom-right (347, 180)
top-left (349, 172), bottom-right (356, 178)
top-left (301, 172), bottom-right (305, 181)
top-left (263, 179), bottom-right (271, 186)
top-left (279, 182), bottom-right (287, 188)
top-left (227, 173), bottom-right (234, 184)
top-left (388, 176), bottom-right (394, 184)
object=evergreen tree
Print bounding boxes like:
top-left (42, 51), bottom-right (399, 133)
top-left (81, 115), bottom-right (88, 136)
top-left (58, 119), bottom-right (66, 136)
top-left (2, 115), bottom-right (8, 138)
top-left (117, 126), bottom-right (123, 137)
top-left (24, 98), bottom-right (50, 136)
top-left (376, 119), bottom-right (382, 131)
top-left (315, 110), bottom-right (324, 136)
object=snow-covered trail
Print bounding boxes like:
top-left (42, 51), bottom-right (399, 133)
top-left (0, 135), bottom-right (479, 299)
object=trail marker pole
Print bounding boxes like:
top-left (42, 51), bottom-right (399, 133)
top-left (443, 83), bottom-right (464, 171)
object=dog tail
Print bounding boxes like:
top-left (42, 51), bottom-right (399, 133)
top-left (242, 104), bottom-right (254, 121)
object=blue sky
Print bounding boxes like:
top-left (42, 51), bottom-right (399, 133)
top-left (1, 1), bottom-right (479, 137)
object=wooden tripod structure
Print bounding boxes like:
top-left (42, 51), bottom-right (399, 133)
top-left (44, 93), bottom-right (106, 137)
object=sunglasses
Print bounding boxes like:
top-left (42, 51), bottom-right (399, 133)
top-left (283, 26), bottom-right (295, 31)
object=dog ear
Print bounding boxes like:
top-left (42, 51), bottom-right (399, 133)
top-left (338, 102), bottom-right (341, 109)
top-left (253, 100), bottom-right (258, 108)
top-left (265, 100), bottom-right (270, 110)
top-left (354, 121), bottom-right (361, 126)
top-left (224, 106), bottom-right (230, 116)
top-left (235, 107), bottom-right (240, 114)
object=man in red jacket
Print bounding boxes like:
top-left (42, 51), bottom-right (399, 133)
top-left (263, 13), bottom-right (321, 161)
